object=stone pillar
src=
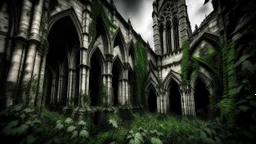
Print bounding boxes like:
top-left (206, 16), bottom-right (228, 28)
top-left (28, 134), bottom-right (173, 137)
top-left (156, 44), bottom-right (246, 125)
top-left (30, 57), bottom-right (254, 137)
top-left (22, 0), bottom-right (44, 106)
top-left (162, 25), bottom-right (167, 55)
top-left (156, 88), bottom-right (166, 114)
top-left (178, 0), bottom-right (191, 42)
top-left (71, 70), bottom-right (76, 107)
top-left (105, 54), bottom-right (113, 106)
top-left (57, 75), bottom-right (64, 105)
top-left (66, 69), bottom-right (75, 108)
top-left (50, 76), bottom-right (57, 106)
top-left (36, 44), bottom-right (48, 110)
top-left (77, 0), bottom-right (92, 114)
top-left (152, 6), bottom-right (161, 55)
top-left (5, 40), bottom-right (26, 106)
top-left (171, 26), bottom-right (175, 52)
top-left (123, 63), bottom-right (129, 106)
top-left (180, 83), bottom-right (192, 116)
top-left (5, 0), bottom-right (34, 106)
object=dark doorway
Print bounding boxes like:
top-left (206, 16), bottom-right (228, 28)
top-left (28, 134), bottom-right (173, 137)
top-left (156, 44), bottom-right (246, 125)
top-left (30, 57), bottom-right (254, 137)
top-left (194, 79), bottom-right (210, 117)
top-left (169, 80), bottom-right (182, 115)
top-left (128, 69), bottom-right (135, 105)
top-left (112, 59), bottom-right (121, 106)
top-left (89, 52), bottom-right (101, 106)
top-left (148, 88), bottom-right (157, 112)
top-left (46, 16), bottom-right (79, 108)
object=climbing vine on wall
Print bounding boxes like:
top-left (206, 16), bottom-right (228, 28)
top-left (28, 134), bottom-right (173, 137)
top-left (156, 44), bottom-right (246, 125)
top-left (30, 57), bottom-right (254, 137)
top-left (218, 41), bottom-right (236, 123)
top-left (181, 40), bottom-right (191, 83)
top-left (89, 0), bottom-right (117, 42)
top-left (181, 40), bottom-right (237, 121)
top-left (181, 40), bottom-right (200, 84)
top-left (134, 41), bottom-right (148, 105)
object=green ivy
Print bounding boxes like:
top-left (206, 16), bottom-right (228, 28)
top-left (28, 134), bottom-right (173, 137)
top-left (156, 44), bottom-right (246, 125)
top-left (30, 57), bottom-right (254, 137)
top-left (134, 41), bottom-right (148, 105)
top-left (181, 40), bottom-right (190, 83)
top-left (181, 40), bottom-right (238, 119)
top-left (89, 0), bottom-right (117, 42)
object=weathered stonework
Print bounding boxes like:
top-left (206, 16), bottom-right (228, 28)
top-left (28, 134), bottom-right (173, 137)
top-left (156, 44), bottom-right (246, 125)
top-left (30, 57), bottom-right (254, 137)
top-left (0, 0), bottom-right (240, 118)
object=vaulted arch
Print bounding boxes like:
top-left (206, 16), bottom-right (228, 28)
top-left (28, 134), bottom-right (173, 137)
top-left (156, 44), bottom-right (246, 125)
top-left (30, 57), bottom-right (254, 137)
top-left (166, 20), bottom-right (172, 54)
top-left (168, 78), bottom-right (182, 115)
top-left (113, 28), bottom-right (127, 62)
top-left (162, 70), bottom-right (182, 90)
top-left (146, 83), bottom-right (157, 113)
top-left (46, 15), bottom-right (80, 109)
top-left (112, 56), bottom-right (124, 106)
top-left (127, 40), bottom-right (136, 70)
top-left (48, 8), bottom-right (83, 47)
top-left (159, 23), bottom-right (164, 54)
top-left (191, 72), bottom-right (212, 117)
top-left (190, 32), bottom-right (220, 53)
top-left (88, 40), bottom-right (106, 69)
top-left (93, 15), bottom-right (111, 54)
top-left (173, 16), bottom-right (180, 51)
top-left (89, 48), bottom-right (104, 106)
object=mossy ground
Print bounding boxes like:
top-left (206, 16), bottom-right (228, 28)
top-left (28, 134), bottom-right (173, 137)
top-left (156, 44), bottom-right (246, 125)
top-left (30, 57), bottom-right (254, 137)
top-left (41, 109), bottom-right (208, 143)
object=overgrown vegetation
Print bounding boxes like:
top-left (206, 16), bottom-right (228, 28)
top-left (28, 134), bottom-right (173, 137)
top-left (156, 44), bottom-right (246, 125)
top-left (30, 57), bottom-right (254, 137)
top-left (134, 41), bottom-right (148, 105)
top-left (0, 106), bottom-right (210, 144)
top-left (89, 0), bottom-right (117, 42)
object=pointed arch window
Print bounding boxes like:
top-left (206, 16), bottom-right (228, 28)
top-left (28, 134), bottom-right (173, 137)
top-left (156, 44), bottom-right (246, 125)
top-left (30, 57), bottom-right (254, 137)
top-left (159, 24), bottom-right (164, 54)
top-left (166, 20), bottom-right (172, 54)
top-left (173, 17), bottom-right (180, 51)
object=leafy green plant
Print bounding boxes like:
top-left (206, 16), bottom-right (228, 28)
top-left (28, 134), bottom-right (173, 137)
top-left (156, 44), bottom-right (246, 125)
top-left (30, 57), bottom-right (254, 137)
top-left (126, 127), bottom-right (163, 144)
top-left (0, 105), bottom-right (42, 144)
top-left (134, 41), bottom-right (148, 105)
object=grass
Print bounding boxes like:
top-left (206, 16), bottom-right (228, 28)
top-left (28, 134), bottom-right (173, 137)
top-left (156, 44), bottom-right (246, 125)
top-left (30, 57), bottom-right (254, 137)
top-left (89, 112), bottom-right (208, 144)
top-left (39, 109), bottom-right (209, 143)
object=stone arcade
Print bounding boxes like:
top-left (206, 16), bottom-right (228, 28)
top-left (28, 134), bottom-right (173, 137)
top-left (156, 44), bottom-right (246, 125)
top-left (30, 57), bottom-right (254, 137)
top-left (0, 0), bottom-right (222, 117)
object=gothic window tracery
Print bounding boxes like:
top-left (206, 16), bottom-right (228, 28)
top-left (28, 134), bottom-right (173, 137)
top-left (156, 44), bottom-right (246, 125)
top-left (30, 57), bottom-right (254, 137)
top-left (166, 20), bottom-right (172, 54)
top-left (173, 17), bottom-right (180, 51)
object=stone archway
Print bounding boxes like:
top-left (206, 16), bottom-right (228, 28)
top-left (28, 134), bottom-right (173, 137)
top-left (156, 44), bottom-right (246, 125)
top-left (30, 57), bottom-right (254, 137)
top-left (46, 16), bottom-right (80, 109)
top-left (89, 51), bottom-right (102, 106)
top-left (194, 79), bottom-right (210, 117)
top-left (148, 88), bottom-right (157, 112)
top-left (128, 68), bottom-right (135, 105)
top-left (169, 80), bottom-right (182, 115)
top-left (112, 57), bottom-right (123, 106)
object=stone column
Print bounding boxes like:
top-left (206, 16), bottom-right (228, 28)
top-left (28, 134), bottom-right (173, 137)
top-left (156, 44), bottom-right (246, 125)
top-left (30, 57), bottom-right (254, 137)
top-left (66, 69), bottom-right (75, 108)
top-left (50, 76), bottom-right (57, 106)
top-left (180, 83), bottom-right (192, 116)
top-left (57, 75), bottom-right (64, 105)
top-left (77, 0), bottom-right (91, 115)
top-left (5, 0), bottom-right (33, 106)
top-left (120, 80), bottom-right (125, 105)
top-left (105, 54), bottom-right (113, 106)
top-left (71, 70), bottom-right (76, 107)
top-left (162, 25), bottom-right (167, 55)
top-left (152, 10), bottom-right (161, 55)
top-left (156, 88), bottom-right (166, 114)
top-left (5, 40), bottom-right (26, 106)
top-left (171, 26), bottom-right (175, 52)
top-left (123, 63), bottom-right (129, 106)
top-left (22, 0), bottom-right (44, 106)
top-left (36, 44), bottom-right (48, 110)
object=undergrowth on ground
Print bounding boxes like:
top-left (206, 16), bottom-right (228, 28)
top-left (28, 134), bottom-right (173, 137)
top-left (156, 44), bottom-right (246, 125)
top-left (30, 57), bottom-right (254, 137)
top-left (0, 106), bottom-right (209, 144)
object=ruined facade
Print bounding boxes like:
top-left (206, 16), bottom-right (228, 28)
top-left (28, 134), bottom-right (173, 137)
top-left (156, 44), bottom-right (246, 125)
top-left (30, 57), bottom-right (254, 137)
top-left (0, 0), bottom-right (231, 117)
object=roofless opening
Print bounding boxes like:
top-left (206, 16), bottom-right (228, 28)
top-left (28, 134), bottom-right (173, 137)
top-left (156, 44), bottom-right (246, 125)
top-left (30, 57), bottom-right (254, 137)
top-left (194, 79), bottom-right (210, 118)
top-left (169, 80), bottom-right (182, 115)
top-left (148, 88), bottom-right (157, 112)
top-left (112, 58), bottom-right (122, 106)
top-left (45, 16), bottom-right (79, 109)
top-left (89, 51), bottom-right (102, 106)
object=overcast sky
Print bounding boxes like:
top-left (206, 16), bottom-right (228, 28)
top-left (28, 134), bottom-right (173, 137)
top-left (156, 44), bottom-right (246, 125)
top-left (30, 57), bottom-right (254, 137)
top-left (111, 0), bottom-right (213, 50)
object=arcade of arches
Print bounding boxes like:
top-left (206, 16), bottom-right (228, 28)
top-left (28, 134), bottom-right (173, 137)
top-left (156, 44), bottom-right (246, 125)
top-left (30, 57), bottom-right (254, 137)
top-left (1, 0), bottom-right (216, 118)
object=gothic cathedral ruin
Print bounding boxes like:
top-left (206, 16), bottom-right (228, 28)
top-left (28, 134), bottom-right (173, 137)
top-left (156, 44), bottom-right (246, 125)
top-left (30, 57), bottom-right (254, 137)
top-left (0, 0), bottom-right (241, 118)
